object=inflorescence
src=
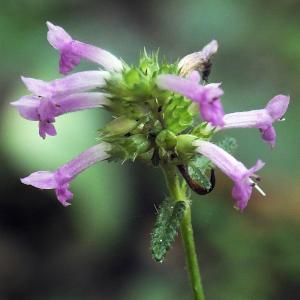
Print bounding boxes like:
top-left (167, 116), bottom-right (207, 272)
top-left (12, 22), bottom-right (290, 212)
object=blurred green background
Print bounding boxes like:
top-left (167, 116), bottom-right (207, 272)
top-left (0, 0), bottom-right (299, 299)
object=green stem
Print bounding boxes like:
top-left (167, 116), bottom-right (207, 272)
top-left (161, 165), bottom-right (205, 300)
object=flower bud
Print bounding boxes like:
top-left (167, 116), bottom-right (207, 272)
top-left (176, 134), bottom-right (198, 159)
top-left (156, 130), bottom-right (177, 150)
top-left (101, 116), bottom-right (138, 136)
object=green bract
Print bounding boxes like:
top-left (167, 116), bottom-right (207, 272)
top-left (100, 50), bottom-right (216, 165)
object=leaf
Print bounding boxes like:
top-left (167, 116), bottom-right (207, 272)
top-left (187, 137), bottom-right (237, 191)
top-left (188, 164), bottom-right (212, 191)
top-left (218, 137), bottom-right (238, 154)
top-left (151, 198), bottom-right (186, 262)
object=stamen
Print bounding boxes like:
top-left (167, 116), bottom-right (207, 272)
top-left (249, 178), bottom-right (266, 196)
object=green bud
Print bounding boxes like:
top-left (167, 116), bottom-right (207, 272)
top-left (109, 134), bottom-right (152, 162)
top-left (176, 134), bottom-right (198, 158)
top-left (101, 116), bottom-right (138, 137)
top-left (156, 130), bottom-right (177, 150)
top-left (191, 122), bottom-right (215, 139)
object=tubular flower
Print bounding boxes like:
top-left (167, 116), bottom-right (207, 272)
top-left (11, 71), bottom-right (110, 138)
top-left (193, 140), bottom-right (265, 211)
top-left (21, 71), bottom-right (110, 97)
top-left (156, 71), bottom-right (225, 126)
top-left (21, 143), bottom-right (111, 206)
top-left (11, 93), bottom-right (110, 138)
top-left (46, 21), bottom-right (123, 74)
top-left (222, 95), bottom-right (290, 147)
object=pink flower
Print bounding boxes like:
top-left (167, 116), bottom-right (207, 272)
top-left (223, 95), bottom-right (290, 147)
top-left (21, 143), bottom-right (111, 206)
top-left (11, 71), bottom-right (110, 138)
top-left (47, 21), bottom-right (123, 74)
top-left (193, 140), bottom-right (265, 211)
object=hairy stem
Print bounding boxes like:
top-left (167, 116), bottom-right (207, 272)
top-left (161, 165), bottom-right (205, 300)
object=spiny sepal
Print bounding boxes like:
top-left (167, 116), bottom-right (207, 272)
top-left (104, 134), bottom-right (152, 162)
top-left (163, 95), bottom-right (197, 134)
top-left (104, 50), bottom-right (178, 105)
top-left (191, 122), bottom-right (216, 139)
top-left (151, 198), bottom-right (186, 263)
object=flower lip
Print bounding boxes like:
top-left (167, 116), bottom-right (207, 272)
top-left (265, 94), bottom-right (290, 120)
top-left (46, 21), bottom-right (73, 50)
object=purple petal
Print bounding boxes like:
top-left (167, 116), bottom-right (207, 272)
top-left (260, 126), bottom-right (276, 147)
top-left (38, 99), bottom-right (59, 121)
top-left (200, 98), bottom-right (225, 127)
top-left (186, 70), bottom-right (201, 82)
top-left (48, 71), bottom-right (110, 96)
top-left (55, 183), bottom-right (73, 206)
top-left (58, 92), bottom-right (110, 114)
top-left (46, 21), bottom-right (72, 50)
top-left (39, 121), bottom-right (57, 139)
top-left (21, 76), bottom-right (52, 97)
top-left (156, 74), bottom-right (225, 126)
top-left (22, 71), bottom-right (110, 99)
top-left (10, 96), bottom-right (40, 120)
top-left (21, 171), bottom-right (57, 189)
top-left (247, 159), bottom-right (265, 175)
top-left (60, 42), bottom-right (81, 74)
top-left (232, 182), bottom-right (252, 211)
top-left (265, 95), bottom-right (290, 120)
top-left (156, 74), bottom-right (201, 99)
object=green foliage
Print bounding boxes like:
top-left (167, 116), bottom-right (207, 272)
top-left (151, 198), bottom-right (186, 262)
top-left (163, 95), bottom-right (197, 134)
top-left (188, 163), bottom-right (213, 191)
top-left (191, 122), bottom-right (216, 139)
top-left (104, 134), bottom-right (152, 162)
top-left (101, 49), bottom-right (204, 164)
top-left (218, 137), bottom-right (238, 154)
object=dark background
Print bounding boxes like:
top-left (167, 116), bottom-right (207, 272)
top-left (0, 1), bottom-right (299, 299)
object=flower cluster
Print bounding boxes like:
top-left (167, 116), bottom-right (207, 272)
top-left (13, 22), bottom-right (289, 211)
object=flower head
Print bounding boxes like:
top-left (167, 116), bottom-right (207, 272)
top-left (193, 140), bottom-right (265, 211)
top-left (21, 143), bottom-right (111, 206)
top-left (223, 95), bottom-right (290, 147)
top-left (156, 72), bottom-right (224, 126)
top-left (46, 21), bottom-right (123, 74)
